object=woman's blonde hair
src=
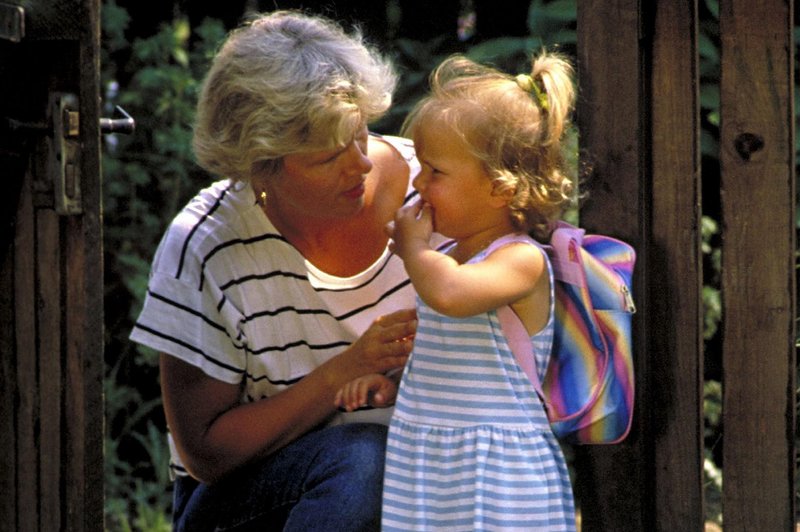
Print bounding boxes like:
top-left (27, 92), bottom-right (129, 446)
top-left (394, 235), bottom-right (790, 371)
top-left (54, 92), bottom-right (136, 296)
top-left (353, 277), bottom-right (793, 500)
top-left (402, 52), bottom-right (576, 240)
top-left (193, 10), bottom-right (397, 181)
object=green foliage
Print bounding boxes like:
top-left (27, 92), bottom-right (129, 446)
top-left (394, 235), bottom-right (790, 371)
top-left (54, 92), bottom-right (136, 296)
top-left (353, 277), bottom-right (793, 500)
top-left (104, 361), bottom-right (171, 532)
top-left (703, 379), bottom-right (723, 525)
top-left (373, 0), bottom-right (577, 136)
top-left (102, 1), bottom-right (226, 529)
top-left (701, 216), bottom-right (721, 341)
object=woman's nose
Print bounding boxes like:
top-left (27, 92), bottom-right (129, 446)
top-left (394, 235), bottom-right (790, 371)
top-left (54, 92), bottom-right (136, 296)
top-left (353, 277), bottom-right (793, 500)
top-left (343, 140), bottom-right (373, 174)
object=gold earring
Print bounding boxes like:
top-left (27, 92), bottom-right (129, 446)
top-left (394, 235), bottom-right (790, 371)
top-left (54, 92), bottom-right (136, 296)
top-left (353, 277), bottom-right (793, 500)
top-left (259, 190), bottom-right (267, 207)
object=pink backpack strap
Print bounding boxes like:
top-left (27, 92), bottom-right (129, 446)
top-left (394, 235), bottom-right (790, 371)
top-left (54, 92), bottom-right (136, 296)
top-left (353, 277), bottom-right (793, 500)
top-left (496, 305), bottom-right (544, 398)
top-left (486, 233), bottom-right (547, 396)
top-left (549, 221), bottom-right (586, 287)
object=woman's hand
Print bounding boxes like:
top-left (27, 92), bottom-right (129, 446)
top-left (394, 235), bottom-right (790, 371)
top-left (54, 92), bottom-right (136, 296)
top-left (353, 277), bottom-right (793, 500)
top-left (337, 309), bottom-right (416, 378)
top-left (161, 309), bottom-right (416, 484)
top-left (334, 373), bottom-right (399, 412)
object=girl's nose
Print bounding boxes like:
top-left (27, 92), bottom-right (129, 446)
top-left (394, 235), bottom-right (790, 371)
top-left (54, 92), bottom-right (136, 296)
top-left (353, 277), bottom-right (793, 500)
top-left (413, 171), bottom-right (427, 192)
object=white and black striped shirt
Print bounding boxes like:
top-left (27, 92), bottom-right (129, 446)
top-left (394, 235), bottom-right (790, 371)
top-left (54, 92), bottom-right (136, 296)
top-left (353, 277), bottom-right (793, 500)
top-left (130, 136), bottom-right (420, 476)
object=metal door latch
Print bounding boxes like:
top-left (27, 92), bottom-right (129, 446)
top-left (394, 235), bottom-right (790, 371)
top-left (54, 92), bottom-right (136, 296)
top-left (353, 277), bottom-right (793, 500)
top-left (49, 94), bottom-right (136, 215)
top-left (3, 92), bottom-right (136, 215)
top-left (50, 92), bottom-right (81, 215)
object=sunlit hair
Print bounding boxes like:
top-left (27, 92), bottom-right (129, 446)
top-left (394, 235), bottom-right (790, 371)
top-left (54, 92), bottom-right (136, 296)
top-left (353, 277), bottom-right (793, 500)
top-left (402, 52), bottom-right (576, 240)
top-left (193, 10), bottom-right (397, 181)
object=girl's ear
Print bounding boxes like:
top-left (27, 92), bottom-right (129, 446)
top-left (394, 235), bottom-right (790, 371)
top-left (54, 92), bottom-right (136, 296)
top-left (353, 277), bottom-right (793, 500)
top-left (489, 183), bottom-right (515, 208)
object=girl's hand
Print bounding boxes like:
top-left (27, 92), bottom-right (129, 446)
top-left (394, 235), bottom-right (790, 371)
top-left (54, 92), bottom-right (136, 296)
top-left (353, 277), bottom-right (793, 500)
top-left (334, 373), bottom-right (399, 412)
top-left (386, 199), bottom-right (433, 258)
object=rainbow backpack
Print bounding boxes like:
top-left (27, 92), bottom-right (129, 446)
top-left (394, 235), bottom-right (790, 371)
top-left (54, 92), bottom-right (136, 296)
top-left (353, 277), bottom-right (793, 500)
top-left (499, 221), bottom-right (636, 444)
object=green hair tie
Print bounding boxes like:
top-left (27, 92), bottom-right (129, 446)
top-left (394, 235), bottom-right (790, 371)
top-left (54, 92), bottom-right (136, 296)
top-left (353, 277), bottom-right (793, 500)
top-left (515, 73), bottom-right (549, 113)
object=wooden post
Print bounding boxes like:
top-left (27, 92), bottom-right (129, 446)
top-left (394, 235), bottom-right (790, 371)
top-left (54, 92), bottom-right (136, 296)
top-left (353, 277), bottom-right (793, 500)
top-left (575, 1), bottom-right (649, 529)
top-left (719, 0), bottom-right (796, 529)
top-left (647, 0), bottom-right (705, 529)
top-left (577, 1), bottom-right (705, 529)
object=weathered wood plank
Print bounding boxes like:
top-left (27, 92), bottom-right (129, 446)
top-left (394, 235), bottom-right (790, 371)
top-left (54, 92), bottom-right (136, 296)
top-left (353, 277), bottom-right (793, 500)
top-left (648, 1), bottom-right (705, 529)
top-left (37, 208), bottom-right (62, 532)
top-left (64, 196), bottom-right (105, 531)
top-left (14, 168), bottom-right (39, 532)
top-left (64, 0), bottom-right (104, 528)
top-left (575, 1), bottom-right (648, 529)
top-left (0, 203), bottom-right (18, 532)
top-left (719, 0), bottom-right (796, 530)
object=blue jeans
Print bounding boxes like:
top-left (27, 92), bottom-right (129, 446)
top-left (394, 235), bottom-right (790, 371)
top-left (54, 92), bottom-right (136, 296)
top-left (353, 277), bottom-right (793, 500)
top-left (172, 423), bottom-right (388, 531)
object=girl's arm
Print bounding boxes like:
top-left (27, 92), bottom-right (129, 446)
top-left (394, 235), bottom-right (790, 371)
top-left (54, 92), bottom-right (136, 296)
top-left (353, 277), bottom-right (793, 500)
top-left (334, 372), bottom-right (400, 412)
top-left (389, 203), bottom-right (547, 318)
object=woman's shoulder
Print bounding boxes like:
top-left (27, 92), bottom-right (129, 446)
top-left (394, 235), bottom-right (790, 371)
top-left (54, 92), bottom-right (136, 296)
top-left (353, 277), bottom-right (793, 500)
top-left (370, 134), bottom-right (416, 163)
top-left (169, 180), bottom-right (246, 239)
top-left (151, 179), bottom-right (258, 279)
top-left (366, 134), bottom-right (418, 213)
top-left (368, 134), bottom-right (418, 184)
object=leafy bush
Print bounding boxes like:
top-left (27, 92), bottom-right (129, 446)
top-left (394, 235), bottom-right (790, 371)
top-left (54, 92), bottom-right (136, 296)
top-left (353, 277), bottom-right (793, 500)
top-left (102, 2), bottom-right (225, 529)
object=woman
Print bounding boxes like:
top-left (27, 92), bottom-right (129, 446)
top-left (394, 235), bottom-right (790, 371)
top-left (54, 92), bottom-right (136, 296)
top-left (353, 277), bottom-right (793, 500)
top-left (130, 11), bottom-right (419, 531)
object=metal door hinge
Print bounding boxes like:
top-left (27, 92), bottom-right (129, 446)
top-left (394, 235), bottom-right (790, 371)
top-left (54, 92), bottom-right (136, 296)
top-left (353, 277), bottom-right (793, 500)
top-left (0, 3), bottom-right (24, 43)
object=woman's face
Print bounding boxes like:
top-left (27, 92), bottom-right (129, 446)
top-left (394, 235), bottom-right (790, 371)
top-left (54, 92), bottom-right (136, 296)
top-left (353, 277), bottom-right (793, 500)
top-left (266, 126), bottom-right (373, 222)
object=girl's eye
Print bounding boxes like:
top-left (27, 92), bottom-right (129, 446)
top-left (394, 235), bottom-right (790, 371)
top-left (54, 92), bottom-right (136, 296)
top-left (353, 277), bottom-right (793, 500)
top-left (423, 162), bottom-right (441, 174)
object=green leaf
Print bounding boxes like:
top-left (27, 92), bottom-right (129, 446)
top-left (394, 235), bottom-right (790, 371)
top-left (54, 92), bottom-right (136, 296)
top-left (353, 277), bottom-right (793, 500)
top-left (698, 32), bottom-right (719, 64)
top-left (466, 37), bottom-right (529, 62)
top-left (699, 84), bottom-right (719, 112)
top-left (704, 0), bottom-right (720, 20)
top-left (540, 0), bottom-right (577, 22)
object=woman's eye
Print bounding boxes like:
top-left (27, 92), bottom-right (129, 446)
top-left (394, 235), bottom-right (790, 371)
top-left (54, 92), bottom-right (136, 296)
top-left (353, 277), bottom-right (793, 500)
top-left (315, 150), bottom-right (341, 164)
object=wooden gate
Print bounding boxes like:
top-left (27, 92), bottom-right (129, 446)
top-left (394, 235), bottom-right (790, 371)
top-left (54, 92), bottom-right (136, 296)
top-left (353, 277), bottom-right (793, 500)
top-left (575, 1), bottom-right (796, 530)
top-left (0, 0), bottom-right (104, 530)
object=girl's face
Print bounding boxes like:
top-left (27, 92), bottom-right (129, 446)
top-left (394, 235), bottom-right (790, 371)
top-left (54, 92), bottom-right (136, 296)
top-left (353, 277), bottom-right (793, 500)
top-left (267, 126), bottom-right (373, 221)
top-left (412, 121), bottom-right (498, 238)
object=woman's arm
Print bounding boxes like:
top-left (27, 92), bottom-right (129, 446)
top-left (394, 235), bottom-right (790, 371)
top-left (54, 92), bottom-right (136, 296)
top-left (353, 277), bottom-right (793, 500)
top-left (161, 309), bottom-right (416, 484)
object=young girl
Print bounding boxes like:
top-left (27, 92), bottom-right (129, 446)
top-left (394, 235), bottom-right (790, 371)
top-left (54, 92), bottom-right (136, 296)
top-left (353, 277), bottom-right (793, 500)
top-left (336, 51), bottom-right (577, 531)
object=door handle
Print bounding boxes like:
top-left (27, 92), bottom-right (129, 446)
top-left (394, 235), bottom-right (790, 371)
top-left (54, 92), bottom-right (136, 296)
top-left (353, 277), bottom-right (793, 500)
top-left (99, 105), bottom-right (135, 135)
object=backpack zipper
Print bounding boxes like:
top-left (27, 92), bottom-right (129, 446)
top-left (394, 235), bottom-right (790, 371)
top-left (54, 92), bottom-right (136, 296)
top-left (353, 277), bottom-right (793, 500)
top-left (621, 285), bottom-right (636, 313)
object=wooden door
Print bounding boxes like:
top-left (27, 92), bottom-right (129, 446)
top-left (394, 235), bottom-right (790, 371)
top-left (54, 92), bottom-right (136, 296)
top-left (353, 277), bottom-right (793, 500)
top-left (0, 1), bottom-right (104, 530)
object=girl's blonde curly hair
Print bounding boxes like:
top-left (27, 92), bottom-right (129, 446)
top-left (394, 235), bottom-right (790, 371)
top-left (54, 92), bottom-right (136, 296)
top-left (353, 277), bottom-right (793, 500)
top-left (402, 52), bottom-right (576, 241)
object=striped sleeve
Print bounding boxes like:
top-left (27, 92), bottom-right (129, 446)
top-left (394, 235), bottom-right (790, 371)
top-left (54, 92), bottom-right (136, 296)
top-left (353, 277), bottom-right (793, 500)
top-left (131, 271), bottom-right (246, 384)
top-left (129, 184), bottom-right (247, 384)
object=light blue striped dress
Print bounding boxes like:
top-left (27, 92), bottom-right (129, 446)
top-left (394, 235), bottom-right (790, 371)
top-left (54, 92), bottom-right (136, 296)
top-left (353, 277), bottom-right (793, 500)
top-left (382, 234), bottom-right (576, 531)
